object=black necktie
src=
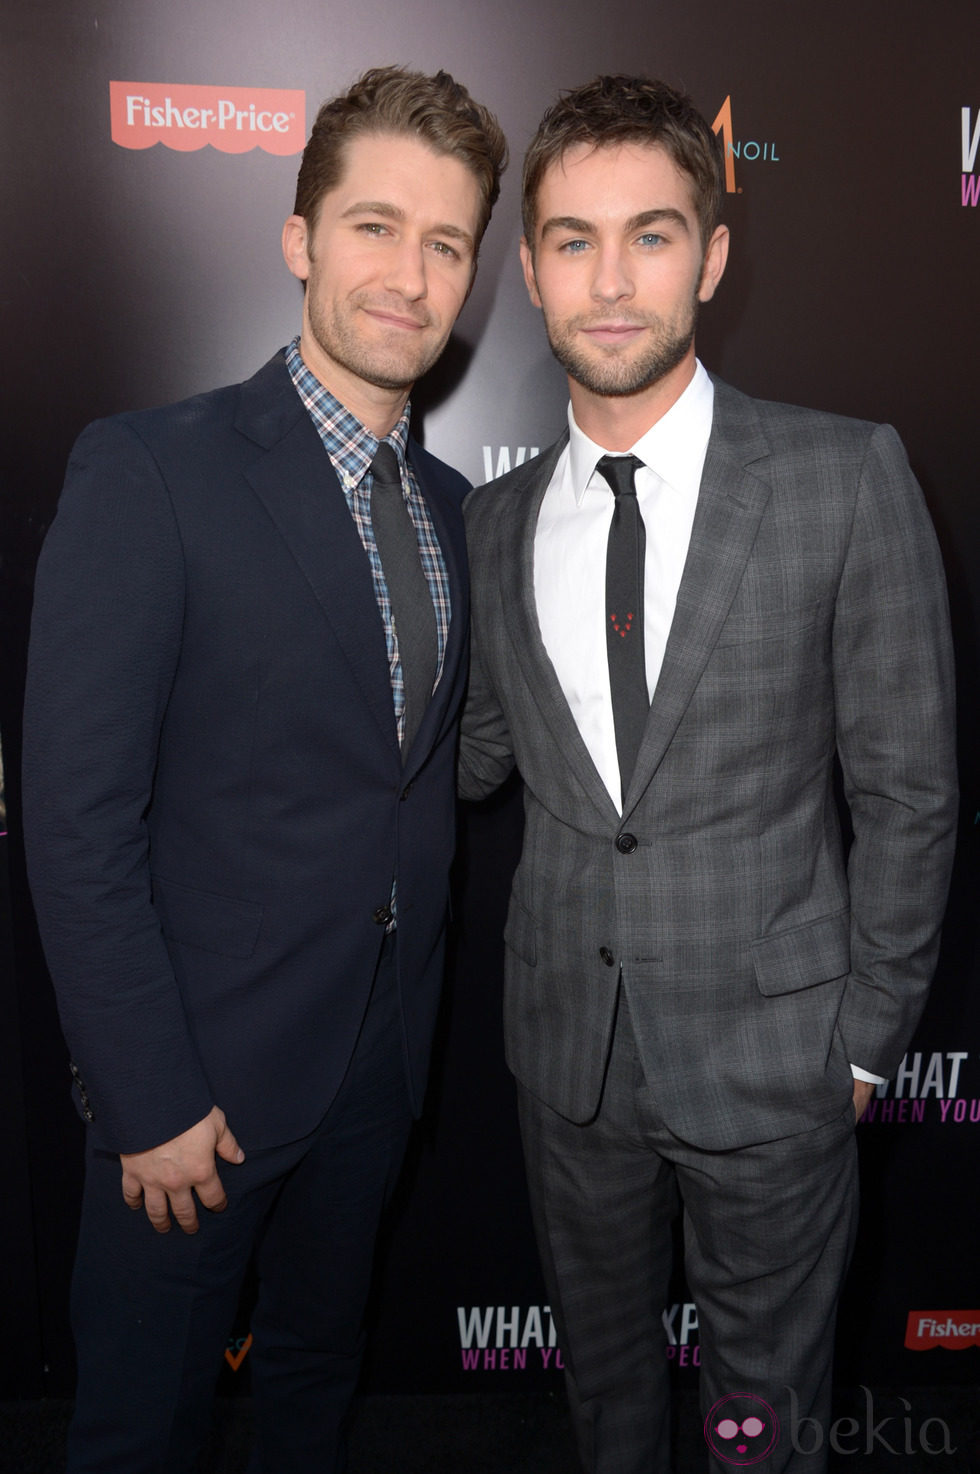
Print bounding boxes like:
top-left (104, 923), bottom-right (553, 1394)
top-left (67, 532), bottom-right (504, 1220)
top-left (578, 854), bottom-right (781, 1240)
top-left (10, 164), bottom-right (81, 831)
top-left (369, 442), bottom-right (437, 756)
top-left (596, 454), bottom-right (649, 803)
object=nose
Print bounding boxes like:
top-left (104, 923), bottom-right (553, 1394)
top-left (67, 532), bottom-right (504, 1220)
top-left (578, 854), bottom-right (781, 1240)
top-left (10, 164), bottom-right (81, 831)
top-left (384, 236), bottom-right (428, 302)
top-left (591, 243), bottom-right (634, 304)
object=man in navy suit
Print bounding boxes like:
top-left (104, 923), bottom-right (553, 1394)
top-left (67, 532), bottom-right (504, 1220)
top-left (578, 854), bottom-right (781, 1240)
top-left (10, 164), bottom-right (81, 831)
top-left (23, 65), bottom-right (506, 1474)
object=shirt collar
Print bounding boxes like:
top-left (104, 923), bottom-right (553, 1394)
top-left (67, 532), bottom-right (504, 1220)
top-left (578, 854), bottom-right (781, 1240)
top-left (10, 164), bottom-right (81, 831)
top-left (566, 359), bottom-right (715, 504)
top-left (284, 336), bottom-right (411, 484)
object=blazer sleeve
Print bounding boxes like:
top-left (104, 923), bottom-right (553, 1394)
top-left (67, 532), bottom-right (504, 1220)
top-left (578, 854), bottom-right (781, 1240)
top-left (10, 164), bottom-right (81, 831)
top-left (457, 488), bottom-right (517, 801)
top-left (832, 423), bottom-right (957, 1077)
top-left (22, 417), bottom-right (214, 1154)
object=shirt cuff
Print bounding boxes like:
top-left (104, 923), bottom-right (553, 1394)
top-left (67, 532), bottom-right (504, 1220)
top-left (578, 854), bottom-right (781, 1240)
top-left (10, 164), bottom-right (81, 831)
top-left (850, 1063), bottom-right (886, 1085)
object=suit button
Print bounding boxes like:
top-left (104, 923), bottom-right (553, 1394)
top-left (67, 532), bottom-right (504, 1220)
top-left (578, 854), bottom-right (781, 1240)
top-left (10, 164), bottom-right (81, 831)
top-left (599, 947), bottom-right (615, 967)
top-left (616, 832), bottom-right (638, 854)
top-left (373, 905), bottom-right (394, 926)
top-left (400, 782), bottom-right (414, 802)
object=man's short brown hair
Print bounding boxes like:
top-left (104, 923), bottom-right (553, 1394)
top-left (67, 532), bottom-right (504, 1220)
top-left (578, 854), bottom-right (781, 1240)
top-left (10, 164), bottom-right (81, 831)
top-left (294, 65), bottom-right (507, 251)
top-left (522, 74), bottom-right (723, 249)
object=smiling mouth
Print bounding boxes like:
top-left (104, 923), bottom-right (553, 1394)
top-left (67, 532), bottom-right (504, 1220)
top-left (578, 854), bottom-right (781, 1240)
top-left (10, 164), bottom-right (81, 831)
top-left (363, 304), bottom-right (431, 332)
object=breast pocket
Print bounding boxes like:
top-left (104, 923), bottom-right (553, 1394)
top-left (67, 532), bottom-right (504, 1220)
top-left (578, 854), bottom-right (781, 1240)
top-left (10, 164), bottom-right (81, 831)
top-left (707, 600), bottom-right (830, 721)
top-left (714, 600), bottom-right (822, 649)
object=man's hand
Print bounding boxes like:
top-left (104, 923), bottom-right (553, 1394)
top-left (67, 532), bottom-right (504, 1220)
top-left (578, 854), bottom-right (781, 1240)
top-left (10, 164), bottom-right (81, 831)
top-left (852, 1079), bottom-right (876, 1123)
top-left (120, 1106), bottom-right (245, 1234)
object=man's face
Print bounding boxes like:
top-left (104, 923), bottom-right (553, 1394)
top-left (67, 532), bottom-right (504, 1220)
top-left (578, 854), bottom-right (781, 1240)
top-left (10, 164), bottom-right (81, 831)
top-left (521, 141), bottom-right (728, 403)
top-left (283, 131), bottom-right (481, 403)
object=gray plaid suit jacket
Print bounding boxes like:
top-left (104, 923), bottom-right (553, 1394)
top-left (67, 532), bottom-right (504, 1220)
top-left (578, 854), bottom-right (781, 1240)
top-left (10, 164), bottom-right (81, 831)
top-left (459, 378), bottom-right (957, 1151)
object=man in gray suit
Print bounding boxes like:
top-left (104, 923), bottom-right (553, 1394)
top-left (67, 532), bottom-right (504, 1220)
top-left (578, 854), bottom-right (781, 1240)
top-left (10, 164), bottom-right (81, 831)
top-left (458, 75), bottom-right (956, 1473)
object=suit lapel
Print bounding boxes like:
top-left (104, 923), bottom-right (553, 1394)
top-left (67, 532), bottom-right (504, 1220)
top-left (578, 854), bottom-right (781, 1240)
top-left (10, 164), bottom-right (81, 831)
top-left (236, 356), bottom-right (399, 754)
top-left (623, 379), bottom-right (773, 812)
top-left (497, 437), bottom-right (623, 826)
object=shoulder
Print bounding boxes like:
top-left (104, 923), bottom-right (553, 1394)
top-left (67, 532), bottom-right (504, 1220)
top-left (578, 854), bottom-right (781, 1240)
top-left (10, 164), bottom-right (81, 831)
top-left (53, 357), bottom-right (303, 551)
top-left (710, 375), bottom-right (900, 469)
top-left (709, 380), bottom-right (927, 551)
top-left (71, 352), bottom-right (297, 466)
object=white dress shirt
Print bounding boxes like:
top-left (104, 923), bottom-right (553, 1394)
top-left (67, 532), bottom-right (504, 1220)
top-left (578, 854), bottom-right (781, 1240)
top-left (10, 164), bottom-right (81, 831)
top-left (534, 361), bottom-right (713, 813)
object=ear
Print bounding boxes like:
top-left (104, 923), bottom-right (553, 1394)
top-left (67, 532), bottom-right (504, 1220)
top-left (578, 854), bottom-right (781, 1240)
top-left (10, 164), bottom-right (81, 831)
top-left (698, 224), bottom-right (730, 303)
top-left (519, 236), bottom-right (542, 309)
top-left (282, 214), bottom-right (311, 282)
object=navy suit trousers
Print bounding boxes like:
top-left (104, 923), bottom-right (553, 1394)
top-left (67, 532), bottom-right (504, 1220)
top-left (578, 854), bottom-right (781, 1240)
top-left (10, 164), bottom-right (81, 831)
top-left (67, 936), bottom-right (413, 1474)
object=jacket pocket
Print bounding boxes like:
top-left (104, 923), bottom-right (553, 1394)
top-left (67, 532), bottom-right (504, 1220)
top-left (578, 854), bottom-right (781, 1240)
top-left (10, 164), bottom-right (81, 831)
top-left (152, 874), bottom-right (263, 959)
top-left (715, 601), bottom-right (820, 647)
top-left (751, 909), bottom-right (849, 996)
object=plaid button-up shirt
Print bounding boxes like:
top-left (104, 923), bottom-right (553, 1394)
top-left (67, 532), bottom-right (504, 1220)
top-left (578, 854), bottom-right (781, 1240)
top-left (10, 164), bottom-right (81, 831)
top-left (285, 338), bottom-right (451, 747)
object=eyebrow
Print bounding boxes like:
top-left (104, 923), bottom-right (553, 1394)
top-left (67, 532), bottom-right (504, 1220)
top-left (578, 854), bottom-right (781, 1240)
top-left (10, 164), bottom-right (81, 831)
top-left (341, 199), bottom-right (475, 252)
top-left (540, 207), bottom-right (692, 238)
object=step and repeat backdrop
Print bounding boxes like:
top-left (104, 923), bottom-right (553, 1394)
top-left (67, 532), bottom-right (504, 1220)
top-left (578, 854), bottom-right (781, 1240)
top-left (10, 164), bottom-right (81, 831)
top-left (1, 0), bottom-right (977, 1403)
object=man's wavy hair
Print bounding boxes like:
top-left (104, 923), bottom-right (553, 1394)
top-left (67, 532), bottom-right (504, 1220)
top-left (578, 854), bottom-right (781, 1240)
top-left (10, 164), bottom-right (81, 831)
top-left (294, 65), bottom-right (507, 252)
top-left (522, 74), bottom-right (723, 250)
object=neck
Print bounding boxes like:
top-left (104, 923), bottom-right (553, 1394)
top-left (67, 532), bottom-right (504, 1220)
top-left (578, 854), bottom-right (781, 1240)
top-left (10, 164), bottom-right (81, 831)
top-left (569, 350), bottom-right (696, 452)
top-left (298, 328), bottom-right (410, 439)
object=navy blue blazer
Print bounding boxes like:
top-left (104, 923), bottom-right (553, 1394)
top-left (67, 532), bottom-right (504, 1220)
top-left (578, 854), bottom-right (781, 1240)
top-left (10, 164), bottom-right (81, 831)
top-left (23, 352), bottom-right (470, 1155)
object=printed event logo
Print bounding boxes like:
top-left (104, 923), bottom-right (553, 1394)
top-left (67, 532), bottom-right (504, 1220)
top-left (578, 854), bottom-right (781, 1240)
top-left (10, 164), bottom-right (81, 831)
top-left (481, 446), bottom-right (540, 481)
top-left (456, 1301), bottom-right (700, 1372)
top-left (110, 81), bottom-right (305, 155)
top-left (705, 1394), bottom-right (780, 1466)
top-left (710, 97), bottom-right (780, 194)
top-left (457, 1305), bottom-right (562, 1371)
top-left (962, 107), bottom-right (980, 206)
top-left (224, 1333), bottom-right (252, 1370)
top-left (858, 1049), bottom-right (980, 1126)
top-left (905, 1313), bottom-right (980, 1351)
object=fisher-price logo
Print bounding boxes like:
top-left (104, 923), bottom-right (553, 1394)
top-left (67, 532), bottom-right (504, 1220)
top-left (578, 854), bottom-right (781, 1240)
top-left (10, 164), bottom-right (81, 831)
top-left (905, 1313), bottom-right (980, 1351)
top-left (110, 81), bottom-right (305, 155)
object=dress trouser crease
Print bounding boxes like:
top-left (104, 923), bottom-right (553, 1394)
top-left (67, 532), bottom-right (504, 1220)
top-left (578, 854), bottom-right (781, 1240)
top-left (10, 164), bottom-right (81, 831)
top-left (517, 984), bottom-right (858, 1474)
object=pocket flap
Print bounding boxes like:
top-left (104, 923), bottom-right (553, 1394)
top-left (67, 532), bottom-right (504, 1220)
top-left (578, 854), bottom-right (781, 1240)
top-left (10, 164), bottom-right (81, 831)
top-left (152, 875), bottom-right (263, 959)
top-left (752, 910), bottom-right (849, 996)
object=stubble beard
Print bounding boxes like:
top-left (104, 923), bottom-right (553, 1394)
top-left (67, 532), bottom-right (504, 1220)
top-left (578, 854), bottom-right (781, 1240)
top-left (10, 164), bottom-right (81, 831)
top-left (544, 299), bottom-right (699, 399)
top-left (306, 288), bottom-right (447, 394)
